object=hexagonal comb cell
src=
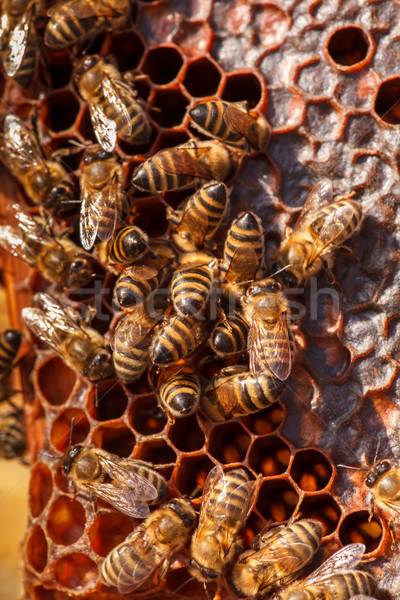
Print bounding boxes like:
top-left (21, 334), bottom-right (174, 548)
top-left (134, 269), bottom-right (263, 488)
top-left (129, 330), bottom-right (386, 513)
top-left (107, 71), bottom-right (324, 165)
top-left (149, 88), bottom-right (190, 127)
top-left (91, 423), bottom-right (136, 457)
top-left (298, 494), bottom-right (341, 537)
top-left (290, 449), bottom-right (333, 491)
top-left (108, 31), bottom-right (145, 71)
top-left (47, 496), bottom-right (86, 545)
top-left (142, 46), bottom-right (184, 84)
top-left (29, 462), bottom-right (53, 518)
top-left (129, 394), bottom-right (167, 435)
top-left (25, 525), bottom-right (48, 573)
top-left (326, 26), bottom-right (371, 67)
top-left (38, 357), bottom-right (76, 405)
top-left (339, 510), bottom-right (383, 552)
top-left (168, 414), bottom-right (205, 453)
top-left (88, 511), bottom-right (134, 557)
top-left (50, 409), bottom-right (90, 452)
top-left (41, 91), bottom-right (81, 132)
top-left (248, 435), bottom-right (291, 476)
top-left (241, 404), bottom-right (284, 435)
top-left (175, 455), bottom-right (216, 496)
top-left (374, 78), bottom-right (400, 125)
top-left (256, 479), bottom-right (299, 522)
top-left (221, 72), bottom-right (262, 107)
top-left (135, 438), bottom-right (176, 468)
top-left (207, 421), bottom-right (251, 463)
top-left (182, 57), bottom-right (221, 97)
top-left (87, 383), bottom-right (128, 421)
top-left (54, 553), bottom-right (97, 589)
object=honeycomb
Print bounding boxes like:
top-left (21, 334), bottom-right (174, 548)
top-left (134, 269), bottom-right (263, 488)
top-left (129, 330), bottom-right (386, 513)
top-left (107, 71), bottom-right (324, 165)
top-left (1, 0), bottom-right (400, 599)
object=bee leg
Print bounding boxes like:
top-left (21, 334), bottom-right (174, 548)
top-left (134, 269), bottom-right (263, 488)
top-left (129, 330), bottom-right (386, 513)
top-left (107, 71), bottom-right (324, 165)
top-left (158, 557), bottom-right (170, 580)
top-left (367, 496), bottom-right (375, 522)
top-left (152, 461), bottom-right (176, 470)
top-left (389, 518), bottom-right (396, 549)
top-left (91, 492), bottom-right (98, 514)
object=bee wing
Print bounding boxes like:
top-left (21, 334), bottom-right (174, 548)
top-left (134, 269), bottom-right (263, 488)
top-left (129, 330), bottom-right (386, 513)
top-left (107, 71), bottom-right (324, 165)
top-left (2, 8), bottom-right (32, 77)
top-left (80, 172), bottom-right (119, 250)
top-left (305, 202), bottom-right (359, 268)
top-left (99, 73), bottom-right (132, 137)
top-left (224, 104), bottom-right (263, 149)
top-left (85, 454), bottom-right (158, 518)
top-left (127, 264), bottom-right (159, 280)
top-left (116, 528), bottom-right (165, 594)
top-left (89, 102), bottom-right (118, 153)
top-left (0, 226), bottom-right (36, 264)
top-left (112, 316), bottom-right (153, 351)
top-left (22, 307), bottom-right (68, 351)
top-left (47, 0), bottom-right (121, 19)
top-left (161, 147), bottom-right (214, 179)
top-left (30, 292), bottom-right (84, 336)
top-left (303, 543), bottom-right (366, 585)
top-left (249, 312), bottom-right (293, 381)
top-left (3, 115), bottom-right (46, 170)
top-left (176, 205), bottom-right (209, 248)
top-left (224, 247), bottom-right (261, 283)
top-left (293, 179), bottom-right (333, 231)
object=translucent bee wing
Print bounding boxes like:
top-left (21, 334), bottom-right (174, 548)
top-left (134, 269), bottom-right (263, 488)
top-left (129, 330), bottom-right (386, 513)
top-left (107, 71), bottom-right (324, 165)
top-left (116, 528), bottom-right (164, 593)
top-left (112, 315), bottom-right (153, 351)
top-left (31, 293), bottom-right (84, 335)
top-left (249, 313), bottom-right (293, 381)
top-left (3, 115), bottom-right (46, 170)
top-left (224, 104), bottom-right (264, 149)
top-left (126, 264), bottom-right (159, 280)
top-left (80, 172), bottom-right (119, 250)
top-left (22, 307), bottom-right (66, 350)
top-left (89, 101), bottom-right (117, 152)
top-left (0, 226), bottom-right (36, 264)
top-left (47, 0), bottom-right (120, 20)
top-left (2, 8), bottom-right (31, 76)
top-left (223, 246), bottom-right (261, 283)
top-left (293, 179), bottom-right (333, 230)
top-left (101, 73), bottom-right (132, 136)
top-left (303, 544), bottom-right (366, 585)
top-left (176, 206), bottom-right (209, 248)
top-left (160, 146), bottom-right (214, 179)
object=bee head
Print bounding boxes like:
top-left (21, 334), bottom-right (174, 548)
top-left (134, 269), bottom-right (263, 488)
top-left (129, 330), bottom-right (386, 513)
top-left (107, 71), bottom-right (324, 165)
top-left (83, 149), bottom-right (113, 165)
top-left (189, 559), bottom-right (218, 581)
top-left (365, 460), bottom-right (392, 488)
top-left (169, 499), bottom-right (197, 528)
top-left (74, 55), bottom-right (99, 81)
top-left (61, 445), bottom-right (84, 475)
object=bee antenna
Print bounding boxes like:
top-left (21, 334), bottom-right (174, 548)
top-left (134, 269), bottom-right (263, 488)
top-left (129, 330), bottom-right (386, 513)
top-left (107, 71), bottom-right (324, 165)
top-left (203, 582), bottom-right (212, 600)
top-left (69, 417), bottom-right (75, 446)
top-left (372, 438), bottom-right (381, 464)
top-left (337, 464), bottom-right (367, 471)
top-left (269, 264), bottom-right (293, 279)
top-left (39, 450), bottom-right (60, 460)
top-left (173, 576), bottom-right (196, 595)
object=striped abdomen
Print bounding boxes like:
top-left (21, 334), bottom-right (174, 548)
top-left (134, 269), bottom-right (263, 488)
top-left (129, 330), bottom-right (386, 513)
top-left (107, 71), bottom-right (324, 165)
top-left (171, 263), bottom-right (213, 317)
top-left (187, 182), bottom-right (228, 237)
top-left (44, 5), bottom-right (102, 47)
top-left (120, 98), bottom-right (151, 144)
top-left (312, 198), bottom-right (362, 249)
top-left (113, 266), bottom-right (164, 310)
top-left (151, 315), bottom-right (207, 366)
top-left (109, 226), bottom-right (149, 266)
top-left (113, 315), bottom-right (155, 384)
top-left (159, 367), bottom-right (201, 418)
top-left (11, 21), bottom-right (37, 88)
top-left (207, 468), bottom-right (251, 528)
top-left (280, 570), bottom-right (376, 600)
top-left (223, 211), bottom-right (264, 283)
top-left (0, 329), bottom-right (21, 378)
top-left (210, 312), bottom-right (249, 357)
top-left (0, 409), bottom-right (26, 459)
top-left (101, 525), bottom-right (149, 591)
top-left (129, 462), bottom-right (168, 505)
top-left (203, 368), bottom-right (284, 422)
top-left (189, 101), bottom-right (246, 148)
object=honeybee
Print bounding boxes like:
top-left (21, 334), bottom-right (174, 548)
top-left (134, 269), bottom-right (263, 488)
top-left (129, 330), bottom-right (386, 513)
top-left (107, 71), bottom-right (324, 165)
top-left (107, 225), bottom-right (150, 267)
top-left (220, 211), bottom-right (264, 299)
top-left (189, 100), bottom-right (270, 150)
top-left (241, 278), bottom-right (294, 381)
top-left (277, 180), bottom-right (362, 287)
top-left (151, 314), bottom-right (208, 367)
top-left (0, 0), bottom-right (42, 88)
top-left (158, 364), bottom-right (201, 423)
top-left (166, 182), bottom-right (229, 252)
top-left (210, 311), bottom-right (249, 357)
top-left (0, 204), bottom-right (93, 288)
top-left (271, 543), bottom-right (376, 600)
top-left (113, 308), bottom-right (159, 384)
top-left (189, 465), bottom-right (257, 582)
top-left (0, 329), bottom-right (21, 380)
top-left (44, 0), bottom-right (130, 48)
top-left (0, 407), bottom-right (26, 460)
top-left (74, 55), bottom-right (151, 152)
top-left (22, 293), bottom-right (113, 382)
top-left (132, 140), bottom-right (238, 192)
top-left (113, 257), bottom-right (171, 311)
top-left (101, 498), bottom-right (197, 593)
top-left (61, 445), bottom-right (168, 517)
top-left (364, 459), bottom-right (400, 519)
top-left (171, 253), bottom-right (218, 318)
top-left (201, 365), bottom-right (285, 423)
top-left (79, 148), bottom-right (127, 250)
top-left (1, 114), bottom-right (75, 213)
top-left (229, 519), bottom-right (323, 598)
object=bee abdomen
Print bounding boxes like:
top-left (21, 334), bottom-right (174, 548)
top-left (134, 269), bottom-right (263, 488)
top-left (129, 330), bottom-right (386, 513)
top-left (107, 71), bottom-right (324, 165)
top-left (12, 26), bottom-right (36, 88)
top-left (281, 520), bottom-right (322, 559)
top-left (329, 571), bottom-right (376, 599)
top-left (223, 211), bottom-right (264, 278)
top-left (211, 469), bottom-right (250, 524)
top-left (132, 153), bottom-right (186, 192)
top-left (101, 536), bottom-right (142, 590)
top-left (171, 266), bottom-right (213, 317)
top-left (130, 465), bottom-right (168, 504)
top-left (159, 370), bottom-right (201, 418)
top-left (151, 316), bottom-right (205, 366)
top-left (113, 334), bottom-right (153, 384)
top-left (114, 268), bottom-right (163, 309)
top-left (109, 226), bottom-right (149, 266)
top-left (0, 410), bottom-right (26, 459)
top-left (210, 312), bottom-right (249, 357)
top-left (190, 101), bottom-right (244, 146)
top-left (0, 329), bottom-right (21, 376)
top-left (45, 9), bottom-right (99, 47)
top-left (189, 182), bottom-right (228, 231)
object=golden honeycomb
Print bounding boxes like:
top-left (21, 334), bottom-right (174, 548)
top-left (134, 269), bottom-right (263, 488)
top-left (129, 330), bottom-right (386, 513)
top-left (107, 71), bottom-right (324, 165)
top-left (1, 0), bottom-right (400, 599)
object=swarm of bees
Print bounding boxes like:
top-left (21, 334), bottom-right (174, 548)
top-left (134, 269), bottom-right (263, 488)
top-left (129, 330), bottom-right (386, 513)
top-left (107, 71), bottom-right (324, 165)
top-left (0, 4), bottom-right (392, 598)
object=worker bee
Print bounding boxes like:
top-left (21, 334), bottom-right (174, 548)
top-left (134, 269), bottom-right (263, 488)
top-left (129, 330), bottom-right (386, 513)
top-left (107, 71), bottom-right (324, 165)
top-left (107, 225), bottom-right (150, 268)
top-left (272, 543), bottom-right (376, 600)
top-left (113, 257), bottom-right (171, 311)
top-left (171, 253), bottom-right (218, 318)
top-left (44, 0), bottom-right (131, 48)
top-left (166, 182), bottom-right (229, 252)
top-left (0, 407), bottom-right (26, 460)
top-left (79, 148), bottom-right (127, 250)
top-left (277, 179), bottom-right (362, 287)
top-left (0, 0), bottom-right (42, 88)
top-left (132, 140), bottom-right (238, 193)
top-left (189, 100), bottom-right (270, 151)
top-left (22, 293), bottom-right (113, 382)
top-left (101, 498), bottom-right (197, 593)
top-left (1, 114), bottom-right (75, 213)
top-left (189, 465), bottom-right (257, 582)
top-left (229, 519), bottom-right (323, 598)
top-left (158, 364), bottom-right (201, 423)
top-left (220, 211), bottom-right (264, 300)
top-left (0, 204), bottom-right (93, 288)
top-left (113, 308), bottom-right (159, 384)
top-left (241, 278), bottom-right (294, 381)
top-left (364, 459), bottom-right (400, 519)
top-left (74, 55), bottom-right (151, 152)
top-left (0, 329), bottom-right (21, 380)
top-left (151, 314), bottom-right (208, 367)
top-left (210, 311), bottom-right (249, 357)
top-left (61, 445), bottom-right (168, 517)
top-left (201, 365), bottom-right (285, 423)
